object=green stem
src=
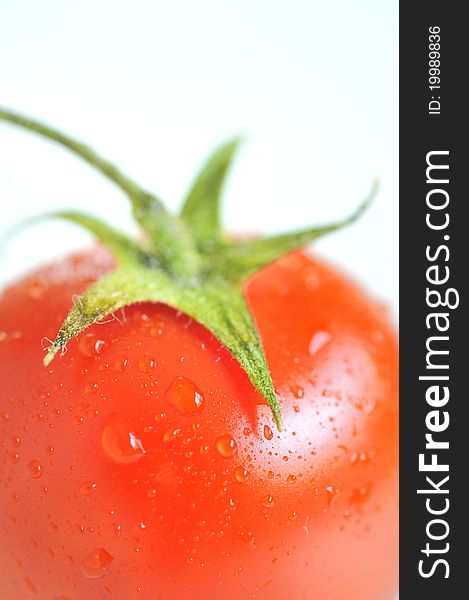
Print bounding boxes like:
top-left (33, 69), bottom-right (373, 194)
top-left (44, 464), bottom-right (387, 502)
top-left (0, 107), bottom-right (199, 277)
top-left (0, 108), bottom-right (143, 200)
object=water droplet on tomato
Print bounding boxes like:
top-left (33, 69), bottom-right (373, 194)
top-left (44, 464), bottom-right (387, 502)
top-left (138, 357), bottom-right (156, 373)
top-left (81, 547), bottom-right (113, 579)
top-left (263, 425), bottom-right (273, 440)
top-left (80, 481), bottom-right (97, 495)
top-left (101, 414), bottom-right (146, 464)
top-left (238, 531), bottom-right (255, 544)
top-left (326, 485), bottom-right (340, 507)
top-left (163, 428), bottom-right (181, 443)
top-left (28, 460), bottom-right (43, 478)
top-left (261, 495), bottom-right (274, 508)
top-left (28, 280), bottom-right (46, 299)
top-left (216, 434), bottom-right (237, 458)
top-left (165, 376), bottom-right (205, 415)
top-left (290, 385), bottom-right (304, 399)
top-left (12, 436), bottom-right (21, 447)
top-left (350, 486), bottom-right (371, 505)
top-left (115, 358), bottom-right (129, 372)
top-left (10, 491), bottom-right (19, 502)
top-left (84, 383), bottom-right (98, 395)
top-left (78, 333), bottom-right (106, 357)
top-left (24, 577), bottom-right (38, 594)
top-left (45, 445), bottom-right (55, 456)
top-left (234, 466), bottom-right (249, 482)
top-left (289, 510), bottom-right (298, 520)
top-left (11, 451), bottom-right (20, 463)
top-left (308, 331), bottom-right (330, 355)
top-left (109, 523), bottom-right (122, 536)
top-left (287, 474), bottom-right (297, 484)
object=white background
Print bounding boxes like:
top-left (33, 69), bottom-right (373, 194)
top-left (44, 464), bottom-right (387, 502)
top-left (0, 0), bottom-right (398, 316)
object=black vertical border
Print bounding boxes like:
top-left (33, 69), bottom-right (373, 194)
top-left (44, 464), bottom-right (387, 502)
top-left (400, 3), bottom-right (465, 598)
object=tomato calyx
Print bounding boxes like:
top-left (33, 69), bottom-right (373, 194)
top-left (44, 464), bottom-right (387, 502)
top-left (0, 107), bottom-right (376, 430)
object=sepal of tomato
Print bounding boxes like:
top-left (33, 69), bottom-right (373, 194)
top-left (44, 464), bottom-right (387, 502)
top-left (0, 107), bottom-right (376, 431)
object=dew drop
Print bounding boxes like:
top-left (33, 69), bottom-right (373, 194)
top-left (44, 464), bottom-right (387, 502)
top-left (81, 547), bottom-right (113, 579)
top-left (101, 414), bottom-right (146, 464)
top-left (165, 376), bottom-right (205, 415)
top-left (12, 436), bottom-right (21, 447)
top-left (163, 428), bottom-right (181, 443)
top-left (78, 333), bottom-right (106, 358)
top-left (238, 531), bottom-right (255, 544)
top-left (80, 481), bottom-right (97, 495)
top-left (84, 383), bottom-right (98, 395)
top-left (24, 577), bottom-right (37, 594)
top-left (10, 491), bottom-right (19, 503)
top-left (45, 445), bottom-right (55, 456)
top-left (138, 357), bottom-right (156, 373)
top-left (110, 523), bottom-right (122, 536)
top-left (115, 358), bottom-right (129, 372)
top-left (261, 494), bottom-right (274, 508)
top-left (326, 485), bottom-right (340, 507)
top-left (290, 385), bottom-right (304, 399)
top-left (308, 331), bottom-right (331, 355)
top-left (350, 486), bottom-right (371, 505)
top-left (287, 474), bottom-right (297, 484)
top-left (28, 459), bottom-right (43, 478)
top-left (28, 280), bottom-right (46, 299)
top-left (263, 425), bottom-right (273, 441)
top-left (289, 510), bottom-right (298, 521)
top-left (234, 466), bottom-right (249, 482)
top-left (216, 434), bottom-right (238, 458)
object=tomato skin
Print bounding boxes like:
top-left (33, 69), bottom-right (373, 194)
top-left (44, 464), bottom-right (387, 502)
top-left (0, 248), bottom-right (398, 600)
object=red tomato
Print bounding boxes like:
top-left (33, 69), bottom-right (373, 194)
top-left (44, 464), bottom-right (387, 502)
top-left (0, 248), bottom-right (398, 599)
